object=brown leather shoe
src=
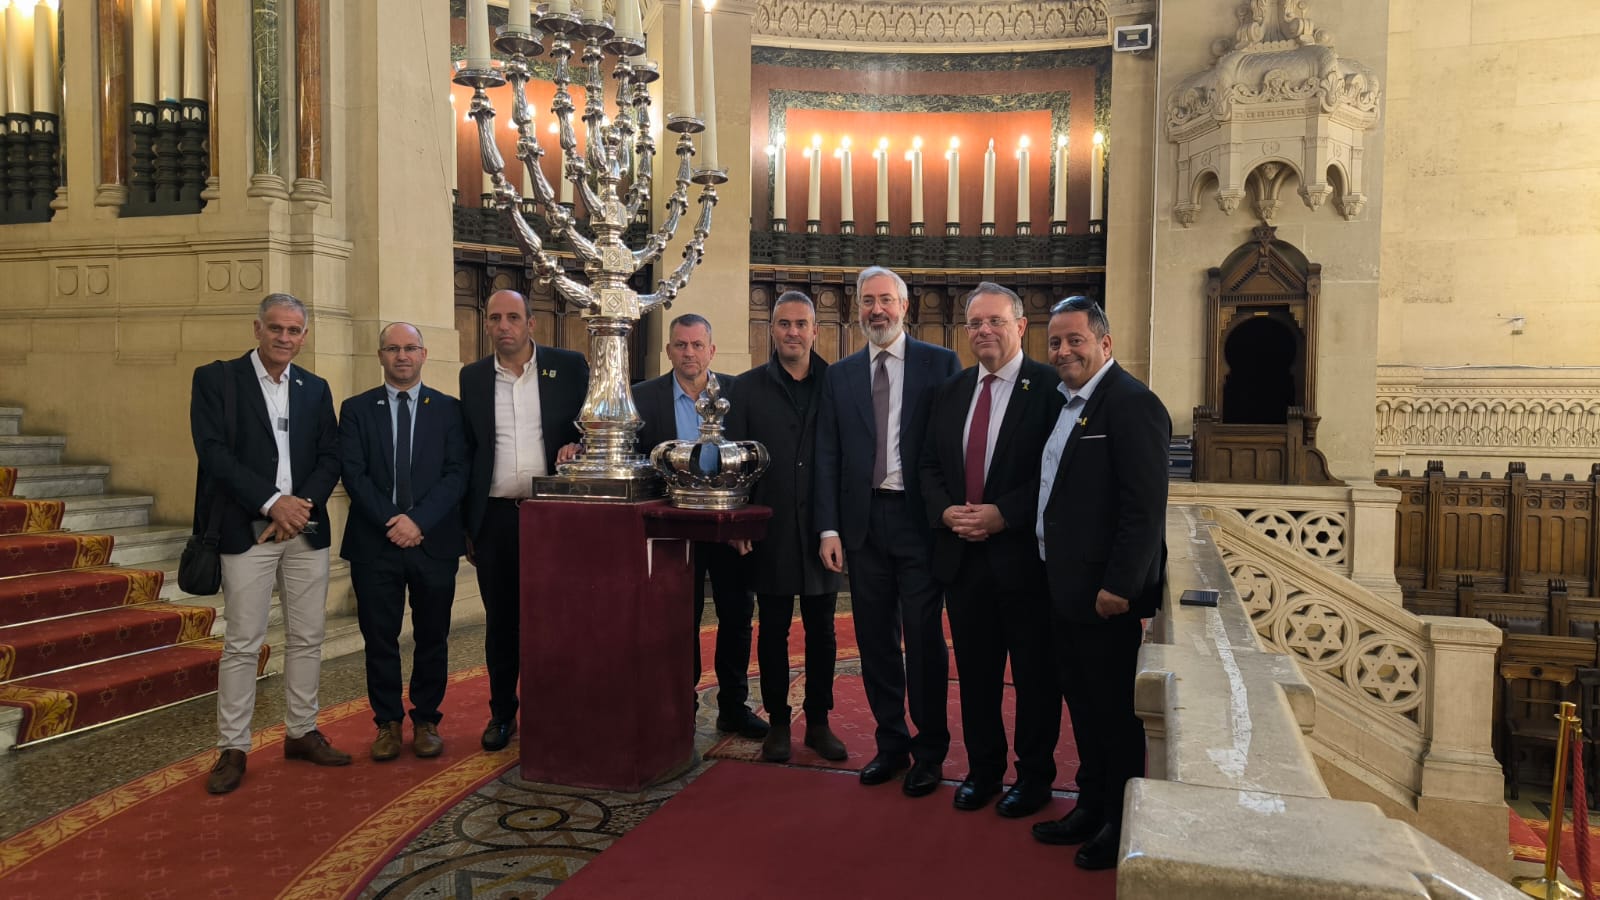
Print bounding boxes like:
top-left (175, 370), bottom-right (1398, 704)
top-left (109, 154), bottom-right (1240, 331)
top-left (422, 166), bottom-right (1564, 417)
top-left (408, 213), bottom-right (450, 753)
top-left (284, 729), bottom-right (352, 766)
top-left (206, 749), bottom-right (247, 794)
top-left (413, 721), bottom-right (444, 758)
top-left (371, 721), bottom-right (402, 762)
top-left (761, 720), bottom-right (792, 762)
top-left (804, 721), bottom-right (848, 761)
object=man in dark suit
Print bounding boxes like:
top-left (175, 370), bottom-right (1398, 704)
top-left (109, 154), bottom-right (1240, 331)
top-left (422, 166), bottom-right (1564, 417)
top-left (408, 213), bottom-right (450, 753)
top-left (815, 266), bottom-right (961, 796)
top-left (633, 313), bottom-right (767, 739)
top-left (1030, 296), bottom-right (1170, 870)
top-left (190, 293), bottom-right (349, 795)
top-left (725, 291), bottom-right (846, 763)
top-left (921, 283), bottom-right (1063, 817)
top-left (460, 289), bottom-right (588, 752)
top-left (340, 322), bottom-right (468, 761)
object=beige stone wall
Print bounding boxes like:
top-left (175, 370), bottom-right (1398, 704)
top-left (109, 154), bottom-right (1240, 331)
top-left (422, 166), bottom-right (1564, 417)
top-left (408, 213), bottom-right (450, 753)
top-left (1147, 0), bottom-right (1389, 481)
top-left (1381, 2), bottom-right (1600, 370)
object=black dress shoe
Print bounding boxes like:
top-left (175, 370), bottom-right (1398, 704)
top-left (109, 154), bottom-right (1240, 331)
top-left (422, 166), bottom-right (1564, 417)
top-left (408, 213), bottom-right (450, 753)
top-left (902, 760), bottom-right (942, 797)
top-left (1031, 806), bottom-right (1102, 845)
top-left (481, 718), bottom-right (517, 752)
top-left (715, 707), bottom-right (770, 739)
top-left (995, 780), bottom-right (1053, 818)
top-left (951, 778), bottom-right (1001, 811)
top-left (859, 752), bottom-right (910, 786)
top-left (1074, 822), bottom-right (1121, 870)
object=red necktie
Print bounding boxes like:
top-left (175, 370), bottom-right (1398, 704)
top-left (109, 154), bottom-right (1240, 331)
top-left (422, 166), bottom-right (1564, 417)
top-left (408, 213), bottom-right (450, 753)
top-left (964, 374), bottom-right (996, 504)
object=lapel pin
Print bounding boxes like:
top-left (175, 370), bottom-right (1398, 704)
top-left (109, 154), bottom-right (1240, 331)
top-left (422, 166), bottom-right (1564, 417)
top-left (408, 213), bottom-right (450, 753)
top-left (1020, 378), bottom-right (1031, 391)
top-left (1078, 417), bottom-right (1088, 427)
top-left (423, 396), bottom-right (430, 404)
top-left (542, 368), bottom-right (557, 379)
top-left (377, 399), bottom-right (386, 406)
top-left (294, 378), bottom-right (303, 386)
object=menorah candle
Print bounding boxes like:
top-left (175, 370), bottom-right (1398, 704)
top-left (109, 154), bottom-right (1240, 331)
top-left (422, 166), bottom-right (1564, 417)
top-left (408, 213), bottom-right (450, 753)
top-left (837, 137), bottom-right (852, 223)
top-left (1090, 130), bottom-right (1105, 220)
top-left (510, 0), bottom-right (531, 30)
top-left (907, 136), bottom-right (923, 223)
top-left (676, 0), bottom-right (693, 118)
top-left (945, 137), bottom-right (959, 225)
top-left (1052, 134), bottom-right (1067, 221)
top-left (1016, 136), bottom-right (1030, 227)
top-left (698, 0), bottom-right (717, 169)
top-left (159, 0), bottom-right (180, 99)
top-left (32, 0), bottom-right (56, 114)
top-left (771, 134), bottom-right (786, 221)
top-left (182, 0), bottom-right (203, 99)
top-left (981, 138), bottom-right (995, 223)
top-left (614, 0), bottom-right (642, 38)
top-left (805, 135), bottom-right (820, 221)
top-left (132, 0), bottom-right (154, 104)
top-left (874, 138), bottom-right (888, 223)
top-left (583, 0), bottom-right (601, 21)
top-left (466, 0), bottom-right (489, 65)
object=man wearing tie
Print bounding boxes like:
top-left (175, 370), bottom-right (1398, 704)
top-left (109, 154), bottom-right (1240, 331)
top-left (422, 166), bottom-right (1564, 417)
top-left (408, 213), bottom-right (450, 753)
top-left (632, 313), bottom-right (767, 739)
top-left (921, 283), bottom-right (1062, 817)
top-left (339, 323), bottom-right (468, 761)
top-left (1030, 296), bottom-right (1170, 870)
top-left (815, 266), bottom-right (961, 796)
top-left (460, 290), bottom-right (588, 752)
top-left (191, 293), bottom-right (349, 795)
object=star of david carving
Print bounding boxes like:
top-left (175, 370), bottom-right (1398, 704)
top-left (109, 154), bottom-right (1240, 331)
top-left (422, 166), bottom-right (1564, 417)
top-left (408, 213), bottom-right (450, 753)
top-left (1356, 643), bottom-right (1421, 703)
top-left (1284, 603), bottom-right (1345, 663)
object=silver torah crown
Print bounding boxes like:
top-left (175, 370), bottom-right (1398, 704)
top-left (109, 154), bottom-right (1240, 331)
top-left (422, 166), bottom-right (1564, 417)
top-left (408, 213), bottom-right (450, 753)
top-left (650, 374), bottom-right (770, 510)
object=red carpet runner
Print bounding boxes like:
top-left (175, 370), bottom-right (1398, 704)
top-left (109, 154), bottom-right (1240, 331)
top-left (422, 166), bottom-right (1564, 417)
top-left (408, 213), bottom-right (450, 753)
top-left (1512, 808), bottom-right (1600, 896)
top-left (556, 760), bottom-right (1114, 899)
top-left (0, 567), bottom-right (164, 627)
top-left (0, 667), bottom-right (514, 900)
top-left (0, 498), bottom-right (64, 534)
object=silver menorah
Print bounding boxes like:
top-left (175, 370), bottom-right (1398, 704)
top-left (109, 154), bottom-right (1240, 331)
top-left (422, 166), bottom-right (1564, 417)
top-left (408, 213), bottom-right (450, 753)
top-left (454, 5), bottom-right (725, 500)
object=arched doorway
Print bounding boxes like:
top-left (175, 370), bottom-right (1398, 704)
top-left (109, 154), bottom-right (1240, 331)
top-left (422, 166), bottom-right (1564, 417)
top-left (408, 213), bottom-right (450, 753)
top-left (1221, 313), bottom-right (1300, 425)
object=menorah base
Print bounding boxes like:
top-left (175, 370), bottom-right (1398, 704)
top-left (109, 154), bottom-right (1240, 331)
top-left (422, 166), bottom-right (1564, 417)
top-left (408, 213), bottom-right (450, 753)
top-left (532, 471), bottom-right (664, 502)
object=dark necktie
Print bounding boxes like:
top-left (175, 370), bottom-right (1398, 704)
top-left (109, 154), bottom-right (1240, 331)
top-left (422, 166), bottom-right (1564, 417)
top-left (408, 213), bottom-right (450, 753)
top-left (395, 392), bottom-right (414, 511)
top-left (872, 352), bottom-right (891, 487)
top-left (965, 374), bottom-right (996, 504)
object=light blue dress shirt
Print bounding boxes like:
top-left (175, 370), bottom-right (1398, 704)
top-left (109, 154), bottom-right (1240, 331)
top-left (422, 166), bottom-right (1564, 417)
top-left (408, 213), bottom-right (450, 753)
top-left (1036, 359), bottom-right (1117, 558)
top-left (386, 382), bottom-right (421, 503)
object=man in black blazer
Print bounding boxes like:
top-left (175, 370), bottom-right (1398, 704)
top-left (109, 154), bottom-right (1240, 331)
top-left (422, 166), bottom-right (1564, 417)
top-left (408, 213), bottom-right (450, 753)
top-left (190, 293), bottom-right (349, 795)
top-left (815, 266), bottom-right (961, 796)
top-left (725, 291), bottom-right (847, 763)
top-left (1030, 296), bottom-right (1170, 870)
top-left (340, 323), bottom-right (468, 761)
top-left (459, 290), bottom-right (588, 752)
top-left (633, 313), bottom-right (767, 740)
top-left (921, 283), bottom-right (1063, 818)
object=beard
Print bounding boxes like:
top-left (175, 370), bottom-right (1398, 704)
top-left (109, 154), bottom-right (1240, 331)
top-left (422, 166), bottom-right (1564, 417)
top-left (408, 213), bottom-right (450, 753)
top-left (863, 317), bottom-right (904, 346)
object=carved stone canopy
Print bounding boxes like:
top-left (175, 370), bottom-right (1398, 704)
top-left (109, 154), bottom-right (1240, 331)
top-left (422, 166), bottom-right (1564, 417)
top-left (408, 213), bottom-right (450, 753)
top-left (751, 0), bottom-right (1109, 48)
top-left (1166, 0), bottom-right (1381, 226)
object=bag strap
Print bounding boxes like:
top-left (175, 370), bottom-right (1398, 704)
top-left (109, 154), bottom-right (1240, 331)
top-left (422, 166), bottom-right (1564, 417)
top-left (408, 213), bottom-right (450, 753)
top-left (201, 360), bottom-right (235, 544)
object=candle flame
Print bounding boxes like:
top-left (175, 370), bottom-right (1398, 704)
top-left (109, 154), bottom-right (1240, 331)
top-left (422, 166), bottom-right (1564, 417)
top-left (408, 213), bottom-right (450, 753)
top-left (803, 147), bottom-right (813, 159)
top-left (549, 122), bottom-right (560, 134)
top-left (774, 131), bottom-right (786, 146)
top-left (949, 136), bottom-right (960, 149)
top-left (912, 136), bottom-right (923, 150)
top-left (702, 0), bottom-right (716, 8)
top-left (1093, 130), bottom-right (1105, 145)
top-left (878, 137), bottom-right (889, 151)
top-left (1058, 133), bottom-right (1069, 148)
top-left (987, 138), bottom-right (994, 151)
top-left (1019, 135), bottom-right (1031, 148)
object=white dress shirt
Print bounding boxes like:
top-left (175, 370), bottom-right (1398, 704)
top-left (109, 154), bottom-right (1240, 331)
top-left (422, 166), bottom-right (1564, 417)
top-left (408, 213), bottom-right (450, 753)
top-left (489, 350), bottom-right (548, 499)
top-left (962, 350), bottom-right (1025, 487)
top-left (1036, 357), bottom-right (1116, 558)
top-left (869, 332), bottom-right (908, 491)
top-left (249, 349), bottom-right (295, 515)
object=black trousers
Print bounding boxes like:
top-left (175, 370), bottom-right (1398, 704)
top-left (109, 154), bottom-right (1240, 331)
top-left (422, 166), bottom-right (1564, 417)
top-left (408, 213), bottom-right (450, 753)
top-left (352, 545), bottom-right (459, 726)
top-left (474, 499), bottom-right (523, 722)
top-left (1055, 614), bottom-right (1144, 825)
top-left (945, 549), bottom-right (1060, 785)
top-left (694, 541), bottom-right (753, 714)
top-left (845, 492), bottom-right (949, 764)
top-left (756, 592), bottom-right (838, 721)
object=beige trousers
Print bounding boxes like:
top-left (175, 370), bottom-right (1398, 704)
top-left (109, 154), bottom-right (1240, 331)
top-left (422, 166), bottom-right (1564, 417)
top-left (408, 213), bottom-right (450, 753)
top-left (216, 535), bottom-right (330, 751)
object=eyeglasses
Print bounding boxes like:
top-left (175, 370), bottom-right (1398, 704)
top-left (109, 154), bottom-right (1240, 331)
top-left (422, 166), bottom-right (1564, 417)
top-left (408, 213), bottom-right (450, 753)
top-left (380, 345), bottom-right (424, 355)
top-left (963, 316), bottom-right (1016, 332)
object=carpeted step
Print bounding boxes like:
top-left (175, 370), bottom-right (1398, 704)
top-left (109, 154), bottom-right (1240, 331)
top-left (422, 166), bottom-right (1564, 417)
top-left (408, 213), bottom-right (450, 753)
top-left (0, 567), bottom-right (165, 627)
top-left (0, 602), bottom-right (217, 681)
top-left (0, 466), bottom-right (15, 497)
top-left (0, 639), bottom-right (269, 747)
top-left (0, 533), bottom-right (114, 578)
top-left (0, 498), bottom-right (65, 535)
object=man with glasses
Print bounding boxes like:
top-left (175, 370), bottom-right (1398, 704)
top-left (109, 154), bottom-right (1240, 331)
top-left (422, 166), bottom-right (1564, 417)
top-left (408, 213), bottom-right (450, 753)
top-left (191, 292), bottom-right (348, 794)
top-left (815, 266), bottom-right (960, 797)
top-left (920, 283), bottom-right (1063, 817)
top-left (1031, 296), bottom-right (1170, 870)
top-left (339, 323), bottom-right (468, 761)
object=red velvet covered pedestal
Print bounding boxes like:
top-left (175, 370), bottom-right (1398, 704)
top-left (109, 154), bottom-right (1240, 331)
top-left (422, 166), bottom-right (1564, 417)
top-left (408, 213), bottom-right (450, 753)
top-left (518, 498), bottom-right (769, 791)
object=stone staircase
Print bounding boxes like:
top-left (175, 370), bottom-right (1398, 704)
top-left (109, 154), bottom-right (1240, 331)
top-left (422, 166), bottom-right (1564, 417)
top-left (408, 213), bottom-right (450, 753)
top-left (0, 404), bottom-right (486, 750)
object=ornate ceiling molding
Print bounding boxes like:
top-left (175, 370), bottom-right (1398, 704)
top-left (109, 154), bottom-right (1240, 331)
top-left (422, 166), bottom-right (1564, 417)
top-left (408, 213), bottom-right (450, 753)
top-left (752, 1), bottom-right (1110, 50)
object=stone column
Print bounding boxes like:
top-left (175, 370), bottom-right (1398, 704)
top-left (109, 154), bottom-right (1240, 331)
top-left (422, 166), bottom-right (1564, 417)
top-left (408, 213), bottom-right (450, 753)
top-left (248, 0), bottom-right (288, 198)
top-left (1348, 480), bottom-right (1403, 602)
top-left (1103, 0), bottom-right (1156, 384)
top-left (201, 0), bottom-right (219, 200)
top-left (288, 0), bottom-right (327, 202)
top-left (95, 0), bottom-right (129, 207)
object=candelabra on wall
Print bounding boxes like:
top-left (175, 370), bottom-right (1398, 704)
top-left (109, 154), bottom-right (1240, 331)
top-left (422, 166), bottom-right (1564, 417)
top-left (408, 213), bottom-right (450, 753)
top-left (457, 0), bottom-right (724, 499)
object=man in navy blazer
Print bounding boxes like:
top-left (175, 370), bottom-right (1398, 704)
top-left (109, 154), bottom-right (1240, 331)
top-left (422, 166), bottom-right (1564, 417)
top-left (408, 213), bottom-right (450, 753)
top-left (815, 266), bottom-right (961, 797)
top-left (340, 323), bottom-right (468, 762)
top-left (1030, 296), bottom-right (1170, 870)
top-left (190, 293), bottom-right (349, 795)
top-left (459, 290), bottom-right (588, 752)
top-left (921, 283), bottom-right (1063, 818)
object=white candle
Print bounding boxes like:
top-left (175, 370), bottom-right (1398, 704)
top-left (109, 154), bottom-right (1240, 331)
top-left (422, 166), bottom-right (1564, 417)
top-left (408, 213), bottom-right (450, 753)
top-left (582, 0), bottom-right (602, 21)
top-left (771, 133), bottom-right (786, 222)
top-left (1090, 130), bottom-right (1105, 220)
top-left (0, 10), bottom-right (9, 118)
top-left (805, 135), bottom-right (820, 221)
top-left (1016, 136), bottom-right (1030, 227)
top-left (482, 169), bottom-right (493, 202)
top-left (546, 0), bottom-right (570, 13)
top-left (132, 0), bottom-right (154, 104)
top-left (450, 99), bottom-right (458, 194)
top-left (676, 0), bottom-right (693, 118)
top-left (946, 137), bottom-right (959, 225)
top-left (874, 138), bottom-right (888, 224)
top-left (182, 0), bottom-right (202, 99)
top-left (837, 137), bottom-right (852, 223)
top-left (981, 138), bottom-right (996, 223)
top-left (907, 136), bottom-right (923, 224)
top-left (699, 0), bottom-right (717, 169)
top-left (7, 0), bottom-right (31, 113)
top-left (615, 0), bottom-right (642, 38)
top-left (466, 0), bottom-right (489, 65)
top-left (159, 0), bottom-right (179, 100)
top-left (1052, 134), bottom-right (1068, 222)
top-left (32, 0), bottom-right (56, 115)
top-left (510, 0), bottom-right (531, 30)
